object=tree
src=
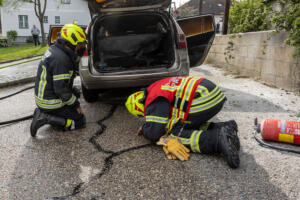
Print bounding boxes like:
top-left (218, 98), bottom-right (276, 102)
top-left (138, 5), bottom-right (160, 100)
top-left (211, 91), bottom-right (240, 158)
top-left (229, 0), bottom-right (299, 57)
top-left (198, 0), bottom-right (203, 14)
top-left (0, 0), bottom-right (5, 6)
top-left (177, 5), bottom-right (198, 18)
top-left (270, 0), bottom-right (300, 57)
top-left (228, 0), bottom-right (270, 33)
top-left (6, 0), bottom-right (47, 46)
top-left (29, 0), bottom-right (47, 46)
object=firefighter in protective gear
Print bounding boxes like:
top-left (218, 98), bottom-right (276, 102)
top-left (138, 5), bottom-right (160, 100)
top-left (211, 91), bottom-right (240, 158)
top-left (125, 76), bottom-right (240, 168)
top-left (30, 23), bottom-right (87, 137)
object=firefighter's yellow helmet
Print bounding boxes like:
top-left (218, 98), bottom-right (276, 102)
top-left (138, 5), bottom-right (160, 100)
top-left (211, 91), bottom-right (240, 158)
top-left (125, 91), bottom-right (145, 117)
top-left (60, 23), bottom-right (86, 46)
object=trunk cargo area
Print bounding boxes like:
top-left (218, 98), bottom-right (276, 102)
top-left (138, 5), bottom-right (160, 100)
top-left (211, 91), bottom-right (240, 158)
top-left (93, 13), bottom-right (175, 72)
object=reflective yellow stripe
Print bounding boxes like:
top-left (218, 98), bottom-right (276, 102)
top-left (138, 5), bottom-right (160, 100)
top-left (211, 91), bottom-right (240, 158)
top-left (196, 131), bottom-right (201, 152)
top-left (198, 122), bottom-right (211, 131)
top-left (146, 116), bottom-right (168, 124)
top-left (36, 101), bottom-right (64, 109)
top-left (161, 85), bottom-right (177, 92)
top-left (68, 71), bottom-right (74, 84)
top-left (192, 86), bottom-right (218, 103)
top-left (192, 87), bottom-right (221, 106)
top-left (66, 119), bottom-right (72, 128)
top-left (65, 94), bottom-right (76, 105)
top-left (35, 95), bottom-right (64, 109)
top-left (53, 74), bottom-right (70, 81)
top-left (166, 77), bottom-right (203, 132)
top-left (169, 134), bottom-right (190, 145)
top-left (38, 65), bottom-right (47, 98)
top-left (37, 67), bottom-right (43, 98)
top-left (174, 78), bottom-right (190, 119)
top-left (196, 85), bottom-right (209, 96)
top-left (35, 95), bottom-right (62, 104)
top-left (178, 77), bottom-right (190, 99)
top-left (190, 130), bottom-right (202, 152)
top-left (41, 66), bottom-right (47, 98)
top-left (179, 77), bottom-right (198, 118)
top-left (181, 77), bottom-right (196, 108)
top-left (190, 131), bottom-right (196, 152)
top-left (190, 93), bottom-right (226, 113)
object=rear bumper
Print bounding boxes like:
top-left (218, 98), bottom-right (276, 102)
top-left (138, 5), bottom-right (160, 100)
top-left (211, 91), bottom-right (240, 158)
top-left (80, 61), bottom-right (189, 90)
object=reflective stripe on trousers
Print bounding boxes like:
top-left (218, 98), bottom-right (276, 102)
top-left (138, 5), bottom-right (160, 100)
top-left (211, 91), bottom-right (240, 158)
top-left (169, 130), bottom-right (203, 153)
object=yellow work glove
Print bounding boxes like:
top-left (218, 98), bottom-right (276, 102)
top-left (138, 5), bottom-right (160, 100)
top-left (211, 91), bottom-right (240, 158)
top-left (162, 146), bottom-right (177, 160)
top-left (157, 137), bottom-right (190, 161)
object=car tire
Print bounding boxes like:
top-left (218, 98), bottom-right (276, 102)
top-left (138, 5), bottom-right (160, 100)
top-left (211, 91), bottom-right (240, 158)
top-left (82, 84), bottom-right (98, 103)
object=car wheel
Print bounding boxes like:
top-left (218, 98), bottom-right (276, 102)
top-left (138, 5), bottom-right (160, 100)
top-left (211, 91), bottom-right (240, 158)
top-left (82, 84), bottom-right (98, 103)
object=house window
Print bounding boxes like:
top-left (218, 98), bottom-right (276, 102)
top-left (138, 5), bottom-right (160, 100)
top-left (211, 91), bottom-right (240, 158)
top-left (61, 0), bottom-right (71, 4)
top-left (18, 15), bottom-right (28, 29)
top-left (43, 16), bottom-right (48, 23)
top-left (55, 16), bottom-right (60, 24)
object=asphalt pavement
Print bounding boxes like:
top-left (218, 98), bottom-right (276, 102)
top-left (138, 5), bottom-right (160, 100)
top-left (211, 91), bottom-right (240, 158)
top-left (0, 62), bottom-right (299, 200)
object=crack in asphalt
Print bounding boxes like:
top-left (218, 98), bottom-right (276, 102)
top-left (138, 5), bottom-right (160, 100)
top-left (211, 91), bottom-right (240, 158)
top-left (46, 105), bottom-right (152, 200)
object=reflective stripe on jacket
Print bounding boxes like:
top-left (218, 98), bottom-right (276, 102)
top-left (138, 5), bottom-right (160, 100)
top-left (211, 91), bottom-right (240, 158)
top-left (144, 76), bottom-right (204, 132)
top-left (34, 39), bottom-right (79, 110)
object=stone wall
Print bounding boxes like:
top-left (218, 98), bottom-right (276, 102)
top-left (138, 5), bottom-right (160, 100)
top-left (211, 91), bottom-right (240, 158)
top-left (205, 30), bottom-right (300, 92)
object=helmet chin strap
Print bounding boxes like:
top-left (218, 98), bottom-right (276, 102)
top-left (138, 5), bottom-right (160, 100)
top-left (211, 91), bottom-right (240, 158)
top-left (59, 37), bottom-right (76, 52)
top-left (139, 88), bottom-right (148, 104)
top-left (65, 40), bottom-right (76, 52)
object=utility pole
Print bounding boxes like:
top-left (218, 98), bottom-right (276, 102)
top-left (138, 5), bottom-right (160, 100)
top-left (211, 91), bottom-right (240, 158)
top-left (198, 0), bottom-right (203, 15)
top-left (223, 0), bottom-right (230, 35)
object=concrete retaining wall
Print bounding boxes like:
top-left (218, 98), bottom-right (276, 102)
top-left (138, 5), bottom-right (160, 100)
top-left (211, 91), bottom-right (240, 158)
top-left (205, 30), bottom-right (300, 92)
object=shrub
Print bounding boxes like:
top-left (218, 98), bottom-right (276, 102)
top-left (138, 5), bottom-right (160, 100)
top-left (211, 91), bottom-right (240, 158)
top-left (7, 30), bottom-right (18, 41)
top-left (229, 0), bottom-right (271, 33)
top-left (0, 38), bottom-right (8, 47)
top-left (229, 0), bottom-right (300, 57)
top-left (270, 0), bottom-right (300, 57)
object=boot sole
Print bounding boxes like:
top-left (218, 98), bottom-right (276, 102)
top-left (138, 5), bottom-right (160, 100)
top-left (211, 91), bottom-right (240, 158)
top-left (220, 127), bottom-right (240, 168)
top-left (226, 120), bottom-right (240, 151)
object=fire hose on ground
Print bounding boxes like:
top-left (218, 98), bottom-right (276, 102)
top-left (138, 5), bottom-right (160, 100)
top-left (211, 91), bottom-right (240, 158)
top-left (0, 85), bottom-right (35, 126)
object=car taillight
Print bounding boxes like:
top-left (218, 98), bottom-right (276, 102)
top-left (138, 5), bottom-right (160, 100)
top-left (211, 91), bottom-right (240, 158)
top-left (178, 33), bottom-right (187, 49)
top-left (83, 48), bottom-right (88, 56)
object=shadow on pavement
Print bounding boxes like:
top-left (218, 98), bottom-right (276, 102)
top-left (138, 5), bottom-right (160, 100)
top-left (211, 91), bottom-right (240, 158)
top-left (221, 87), bottom-right (287, 113)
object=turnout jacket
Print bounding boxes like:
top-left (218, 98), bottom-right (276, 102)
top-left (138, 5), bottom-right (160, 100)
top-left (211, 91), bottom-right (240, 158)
top-left (34, 39), bottom-right (80, 111)
top-left (142, 78), bottom-right (226, 142)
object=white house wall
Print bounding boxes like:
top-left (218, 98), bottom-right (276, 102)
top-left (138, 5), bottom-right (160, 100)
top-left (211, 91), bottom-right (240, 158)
top-left (0, 0), bottom-right (90, 38)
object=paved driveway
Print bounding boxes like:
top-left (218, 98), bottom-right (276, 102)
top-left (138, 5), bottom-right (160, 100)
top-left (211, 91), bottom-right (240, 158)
top-left (0, 65), bottom-right (299, 200)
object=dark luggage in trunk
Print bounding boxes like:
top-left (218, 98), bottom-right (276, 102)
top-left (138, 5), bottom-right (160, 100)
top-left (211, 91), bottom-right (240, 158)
top-left (93, 13), bottom-right (174, 72)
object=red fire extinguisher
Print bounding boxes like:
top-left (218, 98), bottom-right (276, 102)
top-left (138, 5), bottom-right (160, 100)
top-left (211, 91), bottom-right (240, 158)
top-left (260, 119), bottom-right (300, 145)
top-left (254, 118), bottom-right (300, 154)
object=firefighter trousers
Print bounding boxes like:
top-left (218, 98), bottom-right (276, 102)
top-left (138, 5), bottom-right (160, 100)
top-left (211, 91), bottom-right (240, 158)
top-left (41, 106), bottom-right (86, 130)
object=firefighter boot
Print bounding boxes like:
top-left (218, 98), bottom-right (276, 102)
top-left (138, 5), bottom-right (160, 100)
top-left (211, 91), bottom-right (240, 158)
top-left (30, 108), bottom-right (67, 137)
top-left (217, 126), bottom-right (240, 168)
top-left (30, 108), bottom-right (48, 137)
top-left (214, 120), bottom-right (240, 151)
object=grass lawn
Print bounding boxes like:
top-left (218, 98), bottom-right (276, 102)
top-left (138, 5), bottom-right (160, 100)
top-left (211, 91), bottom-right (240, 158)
top-left (0, 45), bottom-right (48, 62)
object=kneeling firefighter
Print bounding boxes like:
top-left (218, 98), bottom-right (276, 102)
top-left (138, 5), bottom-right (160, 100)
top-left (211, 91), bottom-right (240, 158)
top-left (125, 76), bottom-right (240, 168)
top-left (30, 23), bottom-right (87, 137)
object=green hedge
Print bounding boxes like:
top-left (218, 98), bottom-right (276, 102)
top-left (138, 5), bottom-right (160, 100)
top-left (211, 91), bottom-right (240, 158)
top-left (229, 0), bottom-right (270, 34)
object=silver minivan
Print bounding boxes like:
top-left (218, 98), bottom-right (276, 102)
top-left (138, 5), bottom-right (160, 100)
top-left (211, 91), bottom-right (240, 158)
top-left (49, 0), bottom-right (215, 102)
